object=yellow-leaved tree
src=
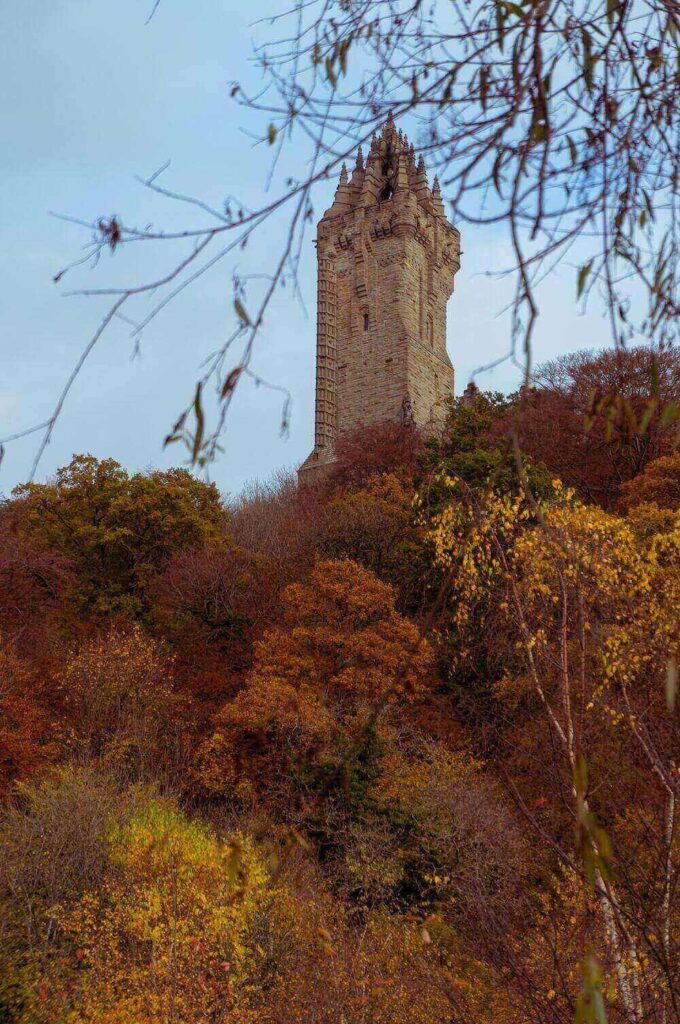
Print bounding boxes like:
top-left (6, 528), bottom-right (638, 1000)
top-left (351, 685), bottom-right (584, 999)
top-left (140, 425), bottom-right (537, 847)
top-left (427, 478), bottom-right (679, 1023)
top-left (55, 800), bottom-right (267, 1024)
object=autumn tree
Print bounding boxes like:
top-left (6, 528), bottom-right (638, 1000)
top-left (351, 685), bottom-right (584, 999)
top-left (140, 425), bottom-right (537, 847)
top-left (256, 881), bottom-right (510, 1024)
top-left (228, 471), bottom-right (322, 584)
top-left (618, 453), bottom-right (680, 513)
top-left (60, 626), bottom-right (183, 776)
top-left (0, 526), bottom-right (73, 658)
top-left (420, 389), bottom-right (553, 514)
top-left (336, 736), bottom-right (533, 923)
top-left (55, 801), bottom-right (268, 1024)
top-left (149, 542), bottom-right (280, 710)
top-left (316, 473), bottom-right (427, 611)
top-left (198, 559), bottom-right (433, 808)
top-left (323, 420), bottom-right (425, 494)
top-left (0, 644), bottom-right (56, 795)
top-left (428, 478), bottom-right (679, 1020)
top-left (10, 455), bottom-right (227, 618)
top-left (0, 782), bottom-right (269, 1024)
top-left (508, 347), bottom-right (680, 508)
top-left (0, 765), bottom-right (130, 1022)
top-left (424, 391), bottom-right (514, 488)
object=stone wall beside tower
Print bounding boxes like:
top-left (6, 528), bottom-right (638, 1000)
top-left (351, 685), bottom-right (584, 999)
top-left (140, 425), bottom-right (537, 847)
top-left (299, 116), bottom-right (461, 482)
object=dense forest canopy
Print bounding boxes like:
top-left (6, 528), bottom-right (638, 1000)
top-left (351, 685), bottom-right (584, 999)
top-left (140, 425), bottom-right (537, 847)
top-left (1, 346), bottom-right (678, 1024)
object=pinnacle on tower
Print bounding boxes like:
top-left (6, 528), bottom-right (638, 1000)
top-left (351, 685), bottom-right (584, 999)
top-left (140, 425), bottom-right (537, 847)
top-left (359, 150), bottom-right (381, 207)
top-left (415, 154), bottom-right (432, 208)
top-left (432, 175), bottom-right (446, 217)
top-left (407, 143), bottom-right (418, 189)
top-left (395, 150), bottom-right (410, 193)
top-left (327, 161), bottom-right (352, 215)
top-left (349, 147), bottom-right (365, 201)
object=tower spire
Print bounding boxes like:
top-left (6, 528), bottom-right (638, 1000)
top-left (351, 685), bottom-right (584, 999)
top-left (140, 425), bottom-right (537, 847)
top-left (318, 126), bottom-right (446, 219)
top-left (415, 154), bottom-right (432, 208)
top-left (326, 161), bottom-right (352, 216)
top-left (395, 150), bottom-right (410, 193)
top-left (432, 175), bottom-right (446, 217)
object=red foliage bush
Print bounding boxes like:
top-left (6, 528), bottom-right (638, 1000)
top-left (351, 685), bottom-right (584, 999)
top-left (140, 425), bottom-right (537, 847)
top-left (0, 525), bottom-right (73, 658)
top-left (324, 420), bottom-right (425, 493)
top-left (501, 346), bottom-right (680, 507)
top-left (149, 543), bottom-right (280, 710)
top-left (0, 645), bottom-right (57, 794)
top-left (229, 471), bottom-right (322, 580)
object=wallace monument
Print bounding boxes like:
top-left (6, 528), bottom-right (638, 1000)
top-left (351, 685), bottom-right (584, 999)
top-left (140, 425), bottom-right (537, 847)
top-left (299, 115), bottom-right (461, 482)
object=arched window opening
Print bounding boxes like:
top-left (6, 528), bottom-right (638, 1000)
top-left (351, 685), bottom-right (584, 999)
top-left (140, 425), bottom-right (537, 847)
top-left (379, 144), bottom-right (395, 202)
top-left (363, 312), bottom-right (369, 332)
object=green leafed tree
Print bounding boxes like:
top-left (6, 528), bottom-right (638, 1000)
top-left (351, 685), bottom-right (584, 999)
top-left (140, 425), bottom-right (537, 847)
top-left (8, 455), bottom-right (227, 617)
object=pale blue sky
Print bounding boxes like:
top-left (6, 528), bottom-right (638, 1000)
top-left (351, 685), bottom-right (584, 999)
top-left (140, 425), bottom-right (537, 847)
top-left (0, 0), bottom-right (613, 497)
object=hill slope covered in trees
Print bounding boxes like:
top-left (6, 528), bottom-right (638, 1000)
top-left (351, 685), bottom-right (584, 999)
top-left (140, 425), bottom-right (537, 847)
top-left (0, 347), bottom-right (678, 1024)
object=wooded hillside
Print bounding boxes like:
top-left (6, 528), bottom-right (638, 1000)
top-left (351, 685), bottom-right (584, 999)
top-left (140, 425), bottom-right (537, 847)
top-left (1, 346), bottom-right (678, 1024)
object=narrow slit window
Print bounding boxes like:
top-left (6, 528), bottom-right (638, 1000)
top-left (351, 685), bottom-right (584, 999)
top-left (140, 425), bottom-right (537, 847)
top-left (363, 312), bottom-right (369, 332)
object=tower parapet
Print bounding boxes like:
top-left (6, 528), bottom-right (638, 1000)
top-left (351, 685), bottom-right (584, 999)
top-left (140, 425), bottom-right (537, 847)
top-left (299, 117), bottom-right (461, 482)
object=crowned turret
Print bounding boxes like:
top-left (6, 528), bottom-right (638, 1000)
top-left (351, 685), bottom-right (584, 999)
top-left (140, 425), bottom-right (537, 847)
top-left (323, 117), bottom-right (445, 221)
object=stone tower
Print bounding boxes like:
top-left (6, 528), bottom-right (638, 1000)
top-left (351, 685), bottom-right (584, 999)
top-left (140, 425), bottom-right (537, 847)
top-left (299, 115), bottom-right (461, 481)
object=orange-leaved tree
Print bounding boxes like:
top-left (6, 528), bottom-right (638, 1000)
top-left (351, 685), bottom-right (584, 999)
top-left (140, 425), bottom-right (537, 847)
top-left (0, 643), bottom-right (57, 795)
top-left (618, 453), bottom-right (680, 513)
top-left (198, 558), bottom-right (433, 800)
top-left (60, 626), bottom-right (184, 776)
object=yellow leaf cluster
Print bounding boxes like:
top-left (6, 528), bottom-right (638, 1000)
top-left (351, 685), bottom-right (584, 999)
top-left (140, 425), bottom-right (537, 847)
top-left (56, 800), bottom-right (267, 1024)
